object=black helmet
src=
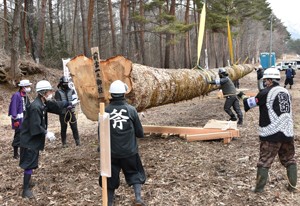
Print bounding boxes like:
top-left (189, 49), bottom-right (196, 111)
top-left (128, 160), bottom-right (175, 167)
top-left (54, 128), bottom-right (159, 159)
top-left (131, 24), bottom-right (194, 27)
top-left (218, 68), bottom-right (228, 77)
top-left (58, 76), bottom-right (69, 89)
top-left (59, 76), bottom-right (69, 83)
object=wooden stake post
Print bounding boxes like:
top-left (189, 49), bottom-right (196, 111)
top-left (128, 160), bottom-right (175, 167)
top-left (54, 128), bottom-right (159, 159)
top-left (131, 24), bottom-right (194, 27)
top-left (91, 47), bottom-right (111, 205)
top-left (99, 103), bottom-right (111, 206)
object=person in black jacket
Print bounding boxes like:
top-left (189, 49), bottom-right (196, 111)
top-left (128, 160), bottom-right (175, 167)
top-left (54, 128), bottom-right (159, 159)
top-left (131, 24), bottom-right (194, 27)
top-left (239, 67), bottom-right (297, 193)
top-left (208, 68), bottom-right (243, 125)
top-left (99, 80), bottom-right (146, 206)
top-left (19, 80), bottom-right (70, 198)
top-left (55, 76), bottom-right (80, 147)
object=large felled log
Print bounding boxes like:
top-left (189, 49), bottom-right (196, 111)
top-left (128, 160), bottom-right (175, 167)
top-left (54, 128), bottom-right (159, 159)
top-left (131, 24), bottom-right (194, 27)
top-left (67, 55), bottom-right (254, 121)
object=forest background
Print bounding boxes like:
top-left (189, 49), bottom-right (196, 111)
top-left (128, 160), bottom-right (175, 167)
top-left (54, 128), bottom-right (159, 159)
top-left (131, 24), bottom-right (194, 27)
top-left (1, 0), bottom-right (300, 81)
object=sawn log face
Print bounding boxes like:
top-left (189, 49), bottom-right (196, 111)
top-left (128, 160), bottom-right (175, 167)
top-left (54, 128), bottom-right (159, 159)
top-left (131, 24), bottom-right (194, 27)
top-left (67, 55), bottom-right (255, 121)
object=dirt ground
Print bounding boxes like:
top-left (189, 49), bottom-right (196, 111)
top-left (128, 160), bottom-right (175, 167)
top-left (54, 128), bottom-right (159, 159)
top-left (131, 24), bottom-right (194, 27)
top-left (0, 67), bottom-right (300, 206)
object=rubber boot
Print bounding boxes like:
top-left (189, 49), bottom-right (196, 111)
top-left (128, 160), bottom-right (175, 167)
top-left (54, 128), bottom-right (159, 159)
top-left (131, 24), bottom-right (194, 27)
top-left (237, 118), bottom-right (243, 125)
top-left (61, 135), bottom-right (68, 148)
top-left (108, 189), bottom-right (115, 206)
top-left (287, 164), bottom-right (297, 192)
top-left (13, 146), bottom-right (19, 159)
top-left (133, 184), bottom-right (145, 206)
top-left (75, 138), bottom-right (81, 146)
top-left (73, 129), bottom-right (80, 146)
top-left (254, 167), bottom-right (269, 193)
top-left (290, 85), bottom-right (292, 89)
top-left (22, 174), bottom-right (34, 198)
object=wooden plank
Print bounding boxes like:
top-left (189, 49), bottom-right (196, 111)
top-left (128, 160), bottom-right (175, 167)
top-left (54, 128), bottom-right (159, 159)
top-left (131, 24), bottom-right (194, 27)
top-left (185, 131), bottom-right (232, 142)
top-left (204, 119), bottom-right (237, 130)
top-left (224, 137), bottom-right (231, 144)
top-left (91, 47), bottom-right (105, 99)
top-left (99, 102), bottom-right (111, 206)
top-left (143, 125), bottom-right (239, 136)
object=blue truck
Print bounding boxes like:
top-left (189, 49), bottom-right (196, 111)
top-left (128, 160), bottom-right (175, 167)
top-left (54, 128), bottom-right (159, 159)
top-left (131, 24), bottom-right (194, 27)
top-left (260, 52), bottom-right (276, 69)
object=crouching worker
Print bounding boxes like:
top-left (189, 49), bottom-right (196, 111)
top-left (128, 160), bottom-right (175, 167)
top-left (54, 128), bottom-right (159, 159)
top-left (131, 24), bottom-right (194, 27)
top-left (19, 80), bottom-right (72, 198)
top-left (207, 68), bottom-right (243, 125)
top-left (99, 80), bottom-right (146, 206)
top-left (238, 67), bottom-right (297, 193)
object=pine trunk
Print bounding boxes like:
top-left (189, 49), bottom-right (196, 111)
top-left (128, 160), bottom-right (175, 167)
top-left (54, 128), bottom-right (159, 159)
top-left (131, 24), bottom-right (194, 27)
top-left (67, 55), bottom-right (254, 121)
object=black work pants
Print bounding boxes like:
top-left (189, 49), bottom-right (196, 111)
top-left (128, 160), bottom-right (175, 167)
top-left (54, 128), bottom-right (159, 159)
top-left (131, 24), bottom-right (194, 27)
top-left (99, 153), bottom-right (146, 190)
top-left (224, 95), bottom-right (243, 119)
top-left (59, 112), bottom-right (80, 144)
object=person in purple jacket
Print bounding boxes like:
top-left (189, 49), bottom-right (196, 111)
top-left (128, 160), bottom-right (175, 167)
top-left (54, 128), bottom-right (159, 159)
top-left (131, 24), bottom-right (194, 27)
top-left (8, 79), bottom-right (32, 159)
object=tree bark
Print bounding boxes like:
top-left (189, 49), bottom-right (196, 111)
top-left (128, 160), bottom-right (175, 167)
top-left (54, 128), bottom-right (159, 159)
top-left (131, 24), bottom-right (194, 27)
top-left (108, 0), bottom-right (117, 55)
top-left (4, 0), bottom-right (9, 51)
top-left (80, 0), bottom-right (90, 57)
top-left (67, 55), bottom-right (254, 121)
top-left (139, 0), bottom-right (145, 65)
top-left (184, 0), bottom-right (191, 68)
top-left (48, 0), bottom-right (55, 48)
top-left (9, 0), bottom-right (22, 83)
top-left (87, 0), bottom-right (94, 48)
top-left (27, 0), bottom-right (38, 62)
top-left (71, 0), bottom-right (78, 53)
top-left (22, 0), bottom-right (31, 54)
top-left (35, 0), bottom-right (47, 62)
top-left (120, 0), bottom-right (128, 55)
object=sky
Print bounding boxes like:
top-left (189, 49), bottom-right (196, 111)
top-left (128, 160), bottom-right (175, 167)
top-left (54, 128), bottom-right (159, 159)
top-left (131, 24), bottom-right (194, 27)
top-left (267, 0), bottom-right (300, 39)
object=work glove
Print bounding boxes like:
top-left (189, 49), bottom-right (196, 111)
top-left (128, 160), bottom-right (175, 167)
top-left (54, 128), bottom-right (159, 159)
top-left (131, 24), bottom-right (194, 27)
top-left (46, 131), bottom-right (56, 141)
top-left (71, 99), bottom-right (80, 106)
top-left (237, 91), bottom-right (246, 100)
top-left (13, 120), bottom-right (20, 128)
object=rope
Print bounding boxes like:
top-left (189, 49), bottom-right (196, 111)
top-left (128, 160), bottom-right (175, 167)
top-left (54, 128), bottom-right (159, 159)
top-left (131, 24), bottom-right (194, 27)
top-left (64, 109), bottom-right (78, 124)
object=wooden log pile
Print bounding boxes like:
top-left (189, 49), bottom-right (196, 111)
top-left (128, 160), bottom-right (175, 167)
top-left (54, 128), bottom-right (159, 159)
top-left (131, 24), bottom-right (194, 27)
top-left (67, 55), bottom-right (255, 121)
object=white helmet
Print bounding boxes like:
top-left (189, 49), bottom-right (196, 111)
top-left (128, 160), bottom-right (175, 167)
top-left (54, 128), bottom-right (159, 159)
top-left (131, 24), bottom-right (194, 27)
top-left (18, 79), bottom-right (32, 87)
top-left (263, 68), bottom-right (280, 79)
top-left (36, 80), bottom-right (53, 92)
top-left (109, 80), bottom-right (128, 94)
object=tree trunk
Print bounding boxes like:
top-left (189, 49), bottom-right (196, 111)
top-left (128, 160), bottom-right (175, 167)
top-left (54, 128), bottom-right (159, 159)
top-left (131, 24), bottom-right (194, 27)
top-left (35, 0), bottom-right (47, 63)
top-left (139, 0), bottom-right (145, 65)
top-left (22, 0), bottom-right (31, 54)
top-left (108, 0), bottom-right (117, 55)
top-left (27, 0), bottom-right (38, 62)
top-left (80, 0), bottom-right (90, 57)
top-left (184, 0), bottom-right (191, 68)
top-left (71, 0), bottom-right (78, 53)
top-left (67, 55), bottom-right (254, 121)
top-left (159, 6), bottom-right (163, 68)
top-left (4, 0), bottom-right (9, 51)
top-left (120, 0), bottom-right (128, 55)
top-left (87, 0), bottom-right (94, 48)
top-left (48, 0), bottom-right (55, 49)
top-left (10, 0), bottom-right (22, 84)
